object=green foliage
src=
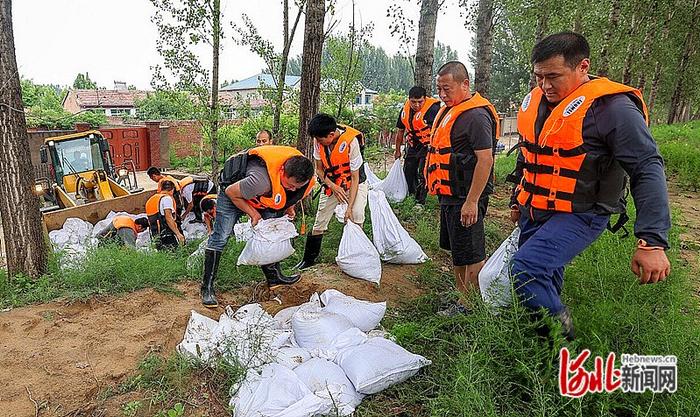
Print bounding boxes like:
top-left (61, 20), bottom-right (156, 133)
top-left (353, 91), bottom-right (405, 141)
top-left (133, 90), bottom-right (200, 121)
top-left (20, 78), bottom-right (106, 129)
top-left (652, 120), bottom-right (700, 190)
top-left (72, 72), bottom-right (98, 89)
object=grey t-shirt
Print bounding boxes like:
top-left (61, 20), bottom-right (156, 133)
top-left (438, 106), bottom-right (496, 205)
top-left (237, 158), bottom-right (272, 200)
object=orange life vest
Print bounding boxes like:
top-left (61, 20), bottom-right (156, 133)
top-left (515, 77), bottom-right (648, 213)
top-left (425, 93), bottom-right (500, 197)
top-left (145, 193), bottom-right (175, 236)
top-left (318, 125), bottom-right (366, 196)
top-left (246, 145), bottom-right (316, 210)
top-left (400, 97), bottom-right (440, 145)
top-left (112, 216), bottom-right (137, 237)
top-left (157, 175), bottom-right (181, 192)
top-left (179, 176), bottom-right (212, 201)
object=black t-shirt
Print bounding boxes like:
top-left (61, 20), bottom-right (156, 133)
top-left (437, 107), bottom-right (496, 205)
top-left (396, 102), bottom-right (441, 156)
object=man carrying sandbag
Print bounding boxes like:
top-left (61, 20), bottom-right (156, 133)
top-left (425, 61), bottom-right (500, 313)
top-left (201, 146), bottom-right (316, 308)
top-left (295, 113), bottom-right (369, 270)
top-left (394, 86), bottom-right (441, 207)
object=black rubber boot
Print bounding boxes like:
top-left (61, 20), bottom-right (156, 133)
top-left (262, 262), bottom-right (301, 288)
top-left (201, 249), bottom-right (221, 308)
top-left (557, 306), bottom-right (575, 341)
top-left (294, 233), bottom-right (323, 270)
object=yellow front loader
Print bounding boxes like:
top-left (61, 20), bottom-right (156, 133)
top-left (34, 130), bottom-right (154, 231)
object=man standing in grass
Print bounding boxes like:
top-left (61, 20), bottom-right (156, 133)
top-left (294, 113), bottom-right (368, 270)
top-left (201, 146), bottom-right (315, 308)
top-left (394, 86), bottom-right (442, 207)
top-left (508, 32), bottom-right (671, 339)
top-left (425, 61), bottom-right (500, 313)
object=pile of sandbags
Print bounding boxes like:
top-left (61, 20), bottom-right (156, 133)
top-left (181, 212), bottom-right (208, 242)
top-left (177, 289), bottom-right (430, 417)
top-left (49, 218), bottom-right (97, 269)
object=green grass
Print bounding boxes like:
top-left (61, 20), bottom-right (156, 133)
top-left (652, 120), bottom-right (700, 190)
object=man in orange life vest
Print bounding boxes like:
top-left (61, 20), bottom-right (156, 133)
top-left (394, 86), bottom-right (442, 206)
top-left (295, 114), bottom-right (368, 270)
top-left (96, 215), bottom-right (149, 247)
top-left (508, 32), bottom-right (671, 339)
top-left (425, 61), bottom-right (499, 309)
top-left (145, 180), bottom-right (185, 250)
top-left (147, 167), bottom-right (183, 220)
top-left (202, 146), bottom-right (315, 307)
top-left (200, 194), bottom-right (217, 235)
top-left (179, 176), bottom-right (217, 222)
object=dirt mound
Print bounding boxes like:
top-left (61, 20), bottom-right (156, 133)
top-left (0, 263), bottom-right (424, 417)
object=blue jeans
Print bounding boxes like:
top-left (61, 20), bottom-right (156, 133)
top-left (512, 208), bottom-right (610, 315)
top-left (206, 190), bottom-right (284, 252)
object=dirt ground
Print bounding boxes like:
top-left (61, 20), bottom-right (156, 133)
top-left (0, 263), bottom-right (424, 417)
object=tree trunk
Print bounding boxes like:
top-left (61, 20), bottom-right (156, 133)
top-left (297, 0), bottom-right (325, 158)
top-left (667, 0), bottom-right (699, 124)
top-left (529, 6), bottom-right (548, 89)
top-left (414, 0), bottom-right (439, 93)
top-left (621, 13), bottom-right (637, 85)
top-left (474, 0), bottom-right (495, 96)
top-left (636, 23), bottom-right (654, 91)
top-left (273, 0), bottom-right (304, 140)
top-left (210, 0), bottom-right (221, 178)
top-left (647, 7), bottom-right (675, 116)
top-left (597, 0), bottom-right (621, 77)
top-left (0, 0), bottom-right (49, 278)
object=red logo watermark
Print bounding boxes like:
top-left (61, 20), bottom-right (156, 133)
top-left (558, 348), bottom-right (677, 397)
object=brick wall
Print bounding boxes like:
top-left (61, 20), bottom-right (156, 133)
top-left (165, 119), bottom-right (240, 159)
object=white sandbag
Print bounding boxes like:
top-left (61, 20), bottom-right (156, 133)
top-left (373, 160), bottom-right (407, 202)
top-left (336, 222), bottom-right (382, 284)
top-left (182, 212), bottom-right (208, 242)
top-left (230, 363), bottom-right (331, 417)
top-left (276, 347), bottom-right (313, 369)
top-left (479, 227), bottom-right (520, 308)
top-left (237, 216), bottom-right (298, 266)
top-left (291, 302), bottom-right (355, 350)
top-left (320, 289), bottom-right (386, 332)
top-left (49, 218), bottom-right (97, 269)
top-left (309, 328), bottom-right (369, 362)
top-left (334, 203), bottom-right (348, 223)
top-left (214, 304), bottom-right (283, 369)
top-left (275, 294), bottom-right (322, 330)
top-left (335, 337), bottom-right (431, 395)
top-left (363, 162), bottom-right (382, 187)
top-left (367, 189), bottom-right (427, 264)
top-left (294, 358), bottom-right (365, 416)
top-left (177, 310), bottom-right (219, 362)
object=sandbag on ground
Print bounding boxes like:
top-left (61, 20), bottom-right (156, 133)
top-left (320, 289), bottom-right (386, 332)
top-left (294, 358), bottom-right (364, 416)
top-left (335, 336), bottom-right (431, 395)
top-left (336, 222), bottom-right (382, 284)
top-left (230, 363), bottom-right (331, 417)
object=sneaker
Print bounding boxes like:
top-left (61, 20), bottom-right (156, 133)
top-left (437, 303), bottom-right (472, 317)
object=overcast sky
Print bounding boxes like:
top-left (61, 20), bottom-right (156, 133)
top-left (13, 0), bottom-right (474, 90)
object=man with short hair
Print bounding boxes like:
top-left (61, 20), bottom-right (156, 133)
top-left (200, 194), bottom-right (217, 235)
top-left (96, 215), bottom-right (149, 247)
top-left (508, 32), bottom-right (671, 340)
top-left (179, 176), bottom-right (217, 222)
top-left (294, 113), bottom-right (368, 270)
top-left (426, 61), bottom-right (500, 311)
top-left (202, 146), bottom-right (316, 307)
top-left (147, 166), bottom-right (183, 219)
top-left (256, 129), bottom-right (273, 146)
top-left (145, 180), bottom-right (185, 250)
top-left (394, 86), bottom-right (441, 206)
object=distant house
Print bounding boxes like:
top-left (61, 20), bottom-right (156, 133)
top-left (219, 72), bottom-right (379, 117)
top-left (62, 81), bottom-right (148, 124)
